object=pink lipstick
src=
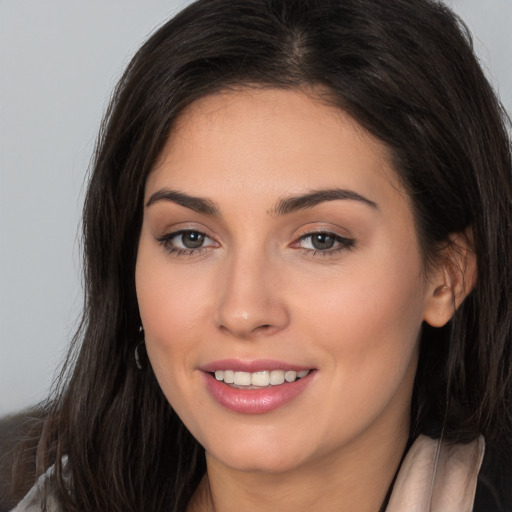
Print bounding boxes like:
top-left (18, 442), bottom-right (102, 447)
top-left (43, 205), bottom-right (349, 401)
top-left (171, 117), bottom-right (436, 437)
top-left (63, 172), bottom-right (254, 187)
top-left (200, 359), bottom-right (316, 414)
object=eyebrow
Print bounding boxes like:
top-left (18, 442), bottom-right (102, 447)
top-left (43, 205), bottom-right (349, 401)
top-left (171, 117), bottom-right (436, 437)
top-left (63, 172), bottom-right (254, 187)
top-left (146, 187), bottom-right (378, 216)
top-left (146, 189), bottom-right (220, 215)
top-left (271, 188), bottom-right (378, 215)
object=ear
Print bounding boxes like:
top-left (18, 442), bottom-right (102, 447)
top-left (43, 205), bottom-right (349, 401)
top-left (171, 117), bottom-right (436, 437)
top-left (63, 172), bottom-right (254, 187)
top-left (423, 229), bottom-right (477, 328)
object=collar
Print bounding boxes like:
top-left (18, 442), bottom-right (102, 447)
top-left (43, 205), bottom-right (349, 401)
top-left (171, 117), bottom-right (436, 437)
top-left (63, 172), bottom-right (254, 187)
top-left (386, 434), bottom-right (485, 512)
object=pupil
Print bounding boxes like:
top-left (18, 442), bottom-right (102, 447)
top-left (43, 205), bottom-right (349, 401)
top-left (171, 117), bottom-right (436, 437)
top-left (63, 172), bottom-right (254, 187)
top-left (182, 232), bottom-right (204, 249)
top-left (312, 233), bottom-right (335, 250)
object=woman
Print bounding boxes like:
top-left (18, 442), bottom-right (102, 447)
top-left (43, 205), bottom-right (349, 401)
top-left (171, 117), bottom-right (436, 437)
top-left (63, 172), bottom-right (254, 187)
top-left (7, 0), bottom-right (512, 510)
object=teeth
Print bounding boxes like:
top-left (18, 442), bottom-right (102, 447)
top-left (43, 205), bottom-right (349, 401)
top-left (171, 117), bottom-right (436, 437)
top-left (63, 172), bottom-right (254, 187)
top-left (269, 370), bottom-right (285, 385)
top-left (251, 371), bottom-right (270, 386)
top-left (224, 370), bottom-right (235, 384)
top-left (285, 370), bottom-right (297, 382)
top-left (213, 369), bottom-right (311, 387)
top-left (234, 372), bottom-right (251, 386)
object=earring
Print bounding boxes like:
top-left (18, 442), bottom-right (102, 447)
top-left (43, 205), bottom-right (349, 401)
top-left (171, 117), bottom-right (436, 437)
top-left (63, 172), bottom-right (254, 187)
top-left (135, 326), bottom-right (146, 370)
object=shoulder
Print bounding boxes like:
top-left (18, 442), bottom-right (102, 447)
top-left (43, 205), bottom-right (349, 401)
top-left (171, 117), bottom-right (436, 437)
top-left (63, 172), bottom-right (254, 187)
top-left (9, 465), bottom-right (61, 512)
top-left (473, 444), bottom-right (512, 512)
top-left (474, 480), bottom-right (511, 512)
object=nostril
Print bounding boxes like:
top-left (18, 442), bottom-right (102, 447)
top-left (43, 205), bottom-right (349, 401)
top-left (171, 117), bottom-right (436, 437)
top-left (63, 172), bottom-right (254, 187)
top-left (254, 324), bottom-right (273, 334)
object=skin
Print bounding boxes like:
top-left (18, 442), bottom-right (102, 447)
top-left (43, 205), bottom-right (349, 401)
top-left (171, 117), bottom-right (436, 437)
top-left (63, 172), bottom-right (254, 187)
top-left (135, 88), bottom-right (465, 512)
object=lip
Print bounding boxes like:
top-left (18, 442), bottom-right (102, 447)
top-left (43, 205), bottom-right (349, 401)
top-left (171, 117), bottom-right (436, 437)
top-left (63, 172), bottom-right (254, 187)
top-left (200, 358), bottom-right (312, 373)
top-left (200, 359), bottom-right (316, 414)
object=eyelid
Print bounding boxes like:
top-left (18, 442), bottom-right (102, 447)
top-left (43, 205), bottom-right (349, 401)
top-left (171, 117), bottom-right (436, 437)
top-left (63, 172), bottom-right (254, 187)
top-left (297, 232), bottom-right (354, 247)
top-left (290, 227), bottom-right (356, 255)
top-left (156, 228), bottom-right (219, 256)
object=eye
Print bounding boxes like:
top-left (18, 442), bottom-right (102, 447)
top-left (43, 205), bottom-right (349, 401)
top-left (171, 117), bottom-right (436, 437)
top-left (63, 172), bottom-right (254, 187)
top-left (173, 231), bottom-right (207, 249)
top-left (295, 232), bottom-right (355, 254)
top-left (157, 229), bottom-right (217, 255)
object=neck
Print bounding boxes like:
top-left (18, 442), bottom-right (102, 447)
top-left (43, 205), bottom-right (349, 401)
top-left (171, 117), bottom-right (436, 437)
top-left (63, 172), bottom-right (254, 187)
top-left (187, 418), bottom-right (409, 512)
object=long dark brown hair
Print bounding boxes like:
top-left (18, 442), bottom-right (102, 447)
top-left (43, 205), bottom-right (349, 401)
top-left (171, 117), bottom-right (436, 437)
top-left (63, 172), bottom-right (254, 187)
top-left (9, 0), bottom-right (512, 511)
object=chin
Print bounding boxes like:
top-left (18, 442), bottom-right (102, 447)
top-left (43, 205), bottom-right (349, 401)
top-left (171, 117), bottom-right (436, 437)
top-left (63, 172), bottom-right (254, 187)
top-left (200, 423), bottom-right (320, 475)
top-left (208, 445), bottom-right (308, 474)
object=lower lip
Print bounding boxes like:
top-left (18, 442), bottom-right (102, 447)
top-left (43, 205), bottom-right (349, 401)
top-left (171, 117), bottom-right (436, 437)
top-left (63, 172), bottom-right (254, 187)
top-left (202, 371), bottom-right (316, 414)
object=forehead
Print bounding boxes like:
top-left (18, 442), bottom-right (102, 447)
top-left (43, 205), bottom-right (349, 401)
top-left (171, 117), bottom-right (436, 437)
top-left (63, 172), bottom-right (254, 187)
top-left (146, 88), bottom-right (405, 210)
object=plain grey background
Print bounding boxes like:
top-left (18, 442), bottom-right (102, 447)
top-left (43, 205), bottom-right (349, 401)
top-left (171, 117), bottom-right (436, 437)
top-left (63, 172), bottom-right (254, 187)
top-left (1, 0), bottom-right (511, 417)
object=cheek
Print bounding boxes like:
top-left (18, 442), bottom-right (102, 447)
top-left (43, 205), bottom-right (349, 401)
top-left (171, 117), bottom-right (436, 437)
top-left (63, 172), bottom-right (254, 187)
top-left (136, 257), bottom-right (212, 437)
top-left (295, 243), bottom-right (426, 425)
top-left (136, 231), bottom-right (213, 335)
top-left (298, 239), bottom-right (425, 340)
top-left (135, 238), bottom-right (213, 397)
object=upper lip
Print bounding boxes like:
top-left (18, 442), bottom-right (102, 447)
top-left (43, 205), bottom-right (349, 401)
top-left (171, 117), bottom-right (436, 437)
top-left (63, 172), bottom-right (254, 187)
top-left (199, 359), bottom-right (314, 373)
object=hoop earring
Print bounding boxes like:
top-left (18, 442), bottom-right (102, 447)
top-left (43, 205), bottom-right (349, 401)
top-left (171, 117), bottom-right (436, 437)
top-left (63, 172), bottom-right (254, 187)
top-left (135, 326), bottom-right (146, 370)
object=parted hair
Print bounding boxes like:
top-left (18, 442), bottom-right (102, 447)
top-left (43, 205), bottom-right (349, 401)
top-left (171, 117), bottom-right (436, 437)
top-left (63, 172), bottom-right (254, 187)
top-left (9, 0), bottom-right (512, 511)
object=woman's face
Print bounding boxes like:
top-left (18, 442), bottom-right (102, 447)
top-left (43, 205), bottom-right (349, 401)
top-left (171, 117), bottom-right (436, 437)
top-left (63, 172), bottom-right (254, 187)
top-left (136, 88), bottom-right (437, 474)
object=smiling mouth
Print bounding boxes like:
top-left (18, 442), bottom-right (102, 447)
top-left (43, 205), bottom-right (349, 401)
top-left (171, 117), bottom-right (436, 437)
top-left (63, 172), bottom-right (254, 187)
top-left (211, 369), bottom-right (312, 388)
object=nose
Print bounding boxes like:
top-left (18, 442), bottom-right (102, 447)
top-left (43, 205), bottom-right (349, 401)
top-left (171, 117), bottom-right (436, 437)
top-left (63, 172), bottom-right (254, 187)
top-left (215, 251), bottom-right (290, 339)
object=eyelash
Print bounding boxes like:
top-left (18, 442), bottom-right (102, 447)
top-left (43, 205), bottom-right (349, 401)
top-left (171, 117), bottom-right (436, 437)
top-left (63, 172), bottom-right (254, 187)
top-left (294, 232), bottom-right (355, 257)
top-left (156, 230), bottom-right (217, 256)
top-left (156, 230), bottom-right (356, 257)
